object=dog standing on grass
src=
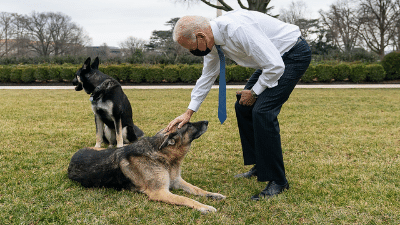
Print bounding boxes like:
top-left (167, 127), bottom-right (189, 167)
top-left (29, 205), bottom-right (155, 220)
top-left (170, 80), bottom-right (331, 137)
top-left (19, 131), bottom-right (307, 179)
top-left (72, 57), bottom-right (144, 148)
top-left (68, 121), bottom-right (225, 213)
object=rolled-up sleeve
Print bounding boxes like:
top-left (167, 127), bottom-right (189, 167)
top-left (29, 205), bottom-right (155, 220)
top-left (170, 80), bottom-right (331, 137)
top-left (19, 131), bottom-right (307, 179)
top-left (188, 48), bottom-right (220, 112)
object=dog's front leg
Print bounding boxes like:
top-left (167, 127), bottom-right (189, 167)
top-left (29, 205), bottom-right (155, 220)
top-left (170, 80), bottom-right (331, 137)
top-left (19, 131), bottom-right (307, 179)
top-left (114, 118), bottom-right (123, 148)
top-left (171, 177), bottom-right (226, 200)
top-left (146, 189), bottom-right (217, 214)
top-left (94, 115), bottom-right (104, 148)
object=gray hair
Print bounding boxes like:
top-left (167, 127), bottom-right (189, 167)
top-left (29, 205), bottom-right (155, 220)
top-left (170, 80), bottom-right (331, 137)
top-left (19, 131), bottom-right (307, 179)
top-left (173, 16), bottom-right (210, 42)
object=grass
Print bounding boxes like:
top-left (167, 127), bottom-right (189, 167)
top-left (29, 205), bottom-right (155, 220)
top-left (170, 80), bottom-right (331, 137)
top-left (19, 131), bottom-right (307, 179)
top-left (0, 88), bottom-right (399, 224)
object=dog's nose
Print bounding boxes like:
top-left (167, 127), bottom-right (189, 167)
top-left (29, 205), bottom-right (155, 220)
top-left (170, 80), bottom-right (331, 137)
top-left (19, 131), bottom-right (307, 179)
top-left (203, 121), bottom-right (209, 126)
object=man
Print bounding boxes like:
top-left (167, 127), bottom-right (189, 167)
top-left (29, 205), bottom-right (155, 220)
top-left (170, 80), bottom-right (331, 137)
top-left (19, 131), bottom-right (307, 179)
top-left (166, 9), bottom-right (311, 200)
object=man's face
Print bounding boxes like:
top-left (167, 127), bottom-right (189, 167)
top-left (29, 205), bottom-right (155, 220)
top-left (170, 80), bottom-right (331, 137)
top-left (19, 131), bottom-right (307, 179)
top-left (177, 33), bottom-right (211, 56)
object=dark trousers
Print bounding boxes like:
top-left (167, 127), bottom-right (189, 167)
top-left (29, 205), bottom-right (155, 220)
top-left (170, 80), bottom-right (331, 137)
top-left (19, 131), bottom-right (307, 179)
top-left (234, 38), bottom-right (311, 183)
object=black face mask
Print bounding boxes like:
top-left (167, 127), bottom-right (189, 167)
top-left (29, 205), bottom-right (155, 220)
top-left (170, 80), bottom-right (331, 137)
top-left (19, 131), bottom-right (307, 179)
top-left (190, 37), bottom-right (211, 56)
top-left (190, 47), bottom-right (211, 57)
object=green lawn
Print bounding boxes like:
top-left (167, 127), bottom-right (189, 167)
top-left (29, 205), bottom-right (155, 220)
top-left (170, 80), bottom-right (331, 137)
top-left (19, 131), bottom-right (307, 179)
top-left (0, 88), bottom-right (399, 224)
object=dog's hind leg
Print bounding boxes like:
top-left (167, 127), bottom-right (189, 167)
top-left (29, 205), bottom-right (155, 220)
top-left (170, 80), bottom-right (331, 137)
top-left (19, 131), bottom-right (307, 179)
top-left (171, 178), bottom-right (226, 200)
top-left (104, 125), bottom-right (116, 147)
top-left (94, 115), bottom-right (104, 149)
top-left (145, 189), bottom-right (218, 214)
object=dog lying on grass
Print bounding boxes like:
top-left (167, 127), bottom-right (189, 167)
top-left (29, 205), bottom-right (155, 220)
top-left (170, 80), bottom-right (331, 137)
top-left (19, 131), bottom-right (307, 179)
top-left (68, 121), bottom-right (225, 213)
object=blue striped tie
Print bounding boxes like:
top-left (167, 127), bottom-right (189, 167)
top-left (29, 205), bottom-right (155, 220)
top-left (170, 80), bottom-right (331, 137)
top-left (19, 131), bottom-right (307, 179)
top-left (216, 45), bottom-right (226, 124)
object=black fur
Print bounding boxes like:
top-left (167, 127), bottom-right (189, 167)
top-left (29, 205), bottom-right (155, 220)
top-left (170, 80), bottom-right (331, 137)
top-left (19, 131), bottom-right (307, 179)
top-left (67, 121), bottom-right (209, 190)
top-left (72, 57), bottom-right (144, 146)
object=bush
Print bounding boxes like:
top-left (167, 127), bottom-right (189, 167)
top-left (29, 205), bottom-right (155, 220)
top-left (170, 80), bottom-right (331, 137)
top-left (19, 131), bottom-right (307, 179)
top-left (21, 66), bottom-right (36, 83)
top-left (334, 64), bottom-right (351, 81)
top-left (60, 65), bottom-right (78, 81)
top-left (48, 65), bottom-right (62, 81)
top-left (179, 64), bottom-right (202, 83)
top-left (315, 64), bottom-right (335, 82)
top-left (118, 64), bottom-right (132, 81)
top-left (163, 65), bottom-right (180, 83)
top-left (366, 64), bottom-right (386, 82)
top-left (381, 52), bottom-right (400, 80)
top-left (10, 66), bottom-right (23, 83)
top-left (0, 65), bottom-right (11, 82)
top-left (301, 65), bottom-right (316, 83)
top-left (129, 65), bottom-right (146, 83)
top-left (35, 65), bottom-right (50, 81)
top-left (102, 64), bottom-right (120, 80)
top-left (227, 65), bottom-right (250, 82)
top-left (145, 65), bottom-right (164, 83)
top-left (349, 64), bottom-right (366, 83)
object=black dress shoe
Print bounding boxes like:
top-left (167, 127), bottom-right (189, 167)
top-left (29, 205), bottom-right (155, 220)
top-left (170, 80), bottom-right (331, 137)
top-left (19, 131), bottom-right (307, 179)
top-left (251, 181), bottom-right (289, 201)
top-left (234, 165), bottom-right (257, 178)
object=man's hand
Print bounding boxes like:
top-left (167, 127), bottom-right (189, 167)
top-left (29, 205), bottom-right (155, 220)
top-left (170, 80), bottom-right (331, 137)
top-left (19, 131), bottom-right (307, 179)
top-left (237, 90), bottom-right (257, 106)
top-left (166, 109), bottom-right (195, 131)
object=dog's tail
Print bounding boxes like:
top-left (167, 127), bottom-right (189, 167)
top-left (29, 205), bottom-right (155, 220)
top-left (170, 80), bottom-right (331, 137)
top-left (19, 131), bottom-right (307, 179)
top-left (133, 125), bottom-right (145, 138)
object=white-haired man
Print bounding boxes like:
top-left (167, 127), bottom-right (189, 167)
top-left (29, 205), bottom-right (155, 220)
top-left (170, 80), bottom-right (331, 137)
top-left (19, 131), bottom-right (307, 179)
top-left (166, 9), bottom-right (311, 200)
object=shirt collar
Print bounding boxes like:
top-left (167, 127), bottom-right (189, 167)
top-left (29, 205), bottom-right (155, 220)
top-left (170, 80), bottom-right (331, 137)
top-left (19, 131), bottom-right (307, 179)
top-left (210, 20), bottom-right (225, 46)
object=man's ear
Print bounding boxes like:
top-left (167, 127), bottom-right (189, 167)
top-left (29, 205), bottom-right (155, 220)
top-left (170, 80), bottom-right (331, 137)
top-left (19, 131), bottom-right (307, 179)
top-left (91, 57), bottom-right (99, 70)
top-left (82, 57), bottom-right (91, 71)
top-left (159, 134), bottom-right (176, 150)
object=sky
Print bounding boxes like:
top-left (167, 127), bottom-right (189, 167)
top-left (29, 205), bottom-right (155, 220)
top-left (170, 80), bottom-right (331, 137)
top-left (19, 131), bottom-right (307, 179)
top-left (2, 0), bottom-right (333, 47)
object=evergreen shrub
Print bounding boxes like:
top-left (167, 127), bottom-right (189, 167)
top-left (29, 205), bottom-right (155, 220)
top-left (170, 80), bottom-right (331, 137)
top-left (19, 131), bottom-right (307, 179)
top-left (334, 63), bottom-right (351, 81)
top-left (381, 52), bottom-right (400, 80)
top-left (349, 64), bottom-right (366, 83)
top-left (366, 64), bottom-right (386, 82)
top-left (315, 64), bottom-right (334, 82)
top-left (301, 65), bottom-right (316, 83)
top-left (0, 65), bottom-right (11, 82)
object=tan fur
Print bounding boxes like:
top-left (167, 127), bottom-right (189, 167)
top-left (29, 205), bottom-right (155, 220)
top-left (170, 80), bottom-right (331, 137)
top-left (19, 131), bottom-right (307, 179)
top-left (120, 124), bottom-right (225, 213)
top-left (68, 121), bottom-right (224, 213)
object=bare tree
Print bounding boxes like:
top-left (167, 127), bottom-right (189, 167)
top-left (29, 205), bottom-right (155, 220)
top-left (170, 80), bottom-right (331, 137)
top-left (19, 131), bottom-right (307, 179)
top-left (279, 1), bottom-right (320, 41)
top-left (11, 13), bottom-right (31, 57)
top-left (319, 0), bottom-right (361, 53)
top-left (175, 0), bottom-right (276, 14)
top-left (48, 12), bottom-right (90, 56)
top-left (119, 36), bottom-right (146, 57)
top-left (0, 12), bottom-right (15, 57)
top-left (279, 1), bottom-right (308, 24)
top-left (358, 0), bottom-right (400, 58)
top-left (23, 12), bottom-right (53, 56)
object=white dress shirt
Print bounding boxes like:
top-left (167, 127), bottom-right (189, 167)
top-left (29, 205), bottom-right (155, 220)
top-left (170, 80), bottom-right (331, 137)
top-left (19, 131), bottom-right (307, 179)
top-left (188, 9), bottom-right (301, 112)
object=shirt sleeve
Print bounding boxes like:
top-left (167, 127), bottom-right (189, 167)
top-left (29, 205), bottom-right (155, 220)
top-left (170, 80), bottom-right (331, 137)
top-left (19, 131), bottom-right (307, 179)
top-left (188, 47), bottom-right (220, 112)
top-left (232, 26), bottom-right (285, 95)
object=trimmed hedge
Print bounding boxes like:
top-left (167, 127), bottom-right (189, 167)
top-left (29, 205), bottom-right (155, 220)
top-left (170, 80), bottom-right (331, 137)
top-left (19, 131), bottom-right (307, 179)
top-left (366, 64), bottom-right (386, 82)
top-left (349, 64), bottom-right (367, 83)
top-left (301, 65), bottom-right (316, 83)
top-left (381, 51), bottom-right (400, 80)
top-left (334, 64), bottom-right (351, 81)
top-left (0, 62), bottom-right (392, 84)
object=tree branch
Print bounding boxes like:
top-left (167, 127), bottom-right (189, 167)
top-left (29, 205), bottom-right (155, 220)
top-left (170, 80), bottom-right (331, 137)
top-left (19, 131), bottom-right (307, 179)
top-left (237, 0), bottom-right (249, 10)
top-left (199, 0), bottom-right (233, 11)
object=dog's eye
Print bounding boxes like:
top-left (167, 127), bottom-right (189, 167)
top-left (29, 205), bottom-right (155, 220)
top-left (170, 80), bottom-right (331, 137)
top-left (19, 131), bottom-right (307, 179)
top-left (168, 139), bottom-right (175, 146)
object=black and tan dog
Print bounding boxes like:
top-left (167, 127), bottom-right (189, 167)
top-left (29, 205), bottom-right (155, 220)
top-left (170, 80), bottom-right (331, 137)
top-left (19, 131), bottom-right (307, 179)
top-left (72, 57), bottom-right (144, 148)
top-left (67, 121), bottom-right (225, 213)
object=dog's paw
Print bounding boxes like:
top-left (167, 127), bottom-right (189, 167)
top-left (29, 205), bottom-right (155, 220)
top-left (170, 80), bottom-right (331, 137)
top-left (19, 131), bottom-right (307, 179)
top-left (198, 205), bottom-right (217, 214)
top-left (206, 193), bottom-right (226, 200)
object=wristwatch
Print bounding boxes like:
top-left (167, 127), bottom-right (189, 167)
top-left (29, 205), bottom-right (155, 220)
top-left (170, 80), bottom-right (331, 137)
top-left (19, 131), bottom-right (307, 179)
top-left (251, 89), bottom-right (258, 99)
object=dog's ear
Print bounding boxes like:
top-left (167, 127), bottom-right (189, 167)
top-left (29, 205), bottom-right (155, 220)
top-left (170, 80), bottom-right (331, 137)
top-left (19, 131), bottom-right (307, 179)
top-left (159, 134), bottom-right (175, 150)
top-left (82, 57), bottom-right (91, 71)
top-left (91, 57), bottom-right (100, 70)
